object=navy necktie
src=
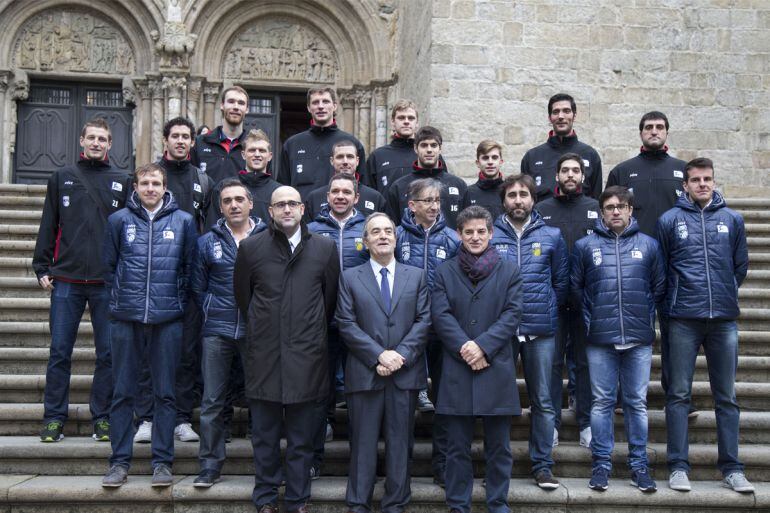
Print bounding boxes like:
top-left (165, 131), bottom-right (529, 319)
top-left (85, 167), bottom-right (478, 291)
top-left (380, 267), bottom-right (391, 313)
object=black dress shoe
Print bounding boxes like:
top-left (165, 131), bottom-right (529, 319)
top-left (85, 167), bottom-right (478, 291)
top-left (193, 469), bottom-right (221, 488)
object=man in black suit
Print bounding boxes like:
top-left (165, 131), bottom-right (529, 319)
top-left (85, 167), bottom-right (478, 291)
top-left (336, 212), bottom-right (431, 513)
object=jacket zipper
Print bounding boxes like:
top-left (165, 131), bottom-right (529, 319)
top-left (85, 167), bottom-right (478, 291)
top-left (700, 209), bottom-right (714, 318)
top-left (614, 235), bottom-right (626, 344)
top-left (423, 227), bottom-right (429, 271)
top-left (143, 217), bottom-right (154, 323)
top-left (338, 221), bottom-right (345, 270)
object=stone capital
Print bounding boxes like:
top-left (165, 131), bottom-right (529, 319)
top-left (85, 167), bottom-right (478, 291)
top-left (355, 89), bottom-right (372, 108)
top-left (10, 70), bottom-right (29, 101)
top-left (161, 75), bottom-right (187, 97)
top-left (338, 89), bottom-right (356, 107)
top-left (203, 84), bottom-right (221, 103)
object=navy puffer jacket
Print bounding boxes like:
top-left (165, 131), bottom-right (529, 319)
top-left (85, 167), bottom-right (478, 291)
top-left (571, 218), bottom-right (666, 347)
top-left (656, 192), bottom-right (748, 320)
top-left (395, 208), bottom-right (460, 289)
top-left (307, 207), bottom-right (369, 270)
top-left (191, 216), bottom-right (266, 339)
top-left (491, 211), bottom-right (569, 336)
top-left (104, 191), bottom-right (198, 324)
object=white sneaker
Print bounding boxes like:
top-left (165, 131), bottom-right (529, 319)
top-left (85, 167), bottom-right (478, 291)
top-left (134, 420), bottom-right (152, 443)
top-left (552, 428), bottom-right (559, 447)
top-left (579, 426), bottom-right (592, 448)
top-left (174, 422), bottom-right (199, 442)
top-left (723, 472), bottom-right (754, 493)
top-left (669, 470), bottom-right (691, 491)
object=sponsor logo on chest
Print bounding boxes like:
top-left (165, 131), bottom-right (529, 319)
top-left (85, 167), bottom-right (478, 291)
top-left (213, 241), bottom-right (223, 259)
top-left (62, 196), bottom-right (70, 207)
top-left (355, 237), bottom-right (364, 251)
top-left (532, 242), bottom-right (542, 256)
top-left (587, 210), bottom-right (598, 219)
top-left (677, 220), bottom-right (689, 240)
top-left (111, 182), bottom-right (123, 191)
top-left (401, 242), bottom-right (410, 261)
top-left (592, 248), bottom-right (602, 266)
top-left (717, 222), bottom-right (729, 234)
top-left (125, 224), bottom-right (136, 243)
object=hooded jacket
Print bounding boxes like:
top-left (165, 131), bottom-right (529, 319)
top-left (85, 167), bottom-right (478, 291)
top-left (606, 148), bottom-right (687, 238)
top-left (491, 211), bottom-right (569, 336)
top-left (33, 156), bottom-right (131, 282)
top-left (307, 207), bottom-right (370, 270)
top-left (191, 216), bottom-right (266, 339)
top-left (104, 191), bottom-right (198, 325)
top-left (572, 218), bottom-right (666, 347)
top-left (656, 192), bottom-right (748, 320)
top-left (278, 123), bottom-right (365, 200)
top-left (520, 131), bottom-right (603, 202)
top-left (395, 209), bottom-right (460, 289)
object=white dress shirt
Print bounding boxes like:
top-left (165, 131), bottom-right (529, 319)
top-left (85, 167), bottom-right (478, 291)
top-left (369, 257), bottom-right (396, 296)
top-left (287, 227), bottom-right (302, 253)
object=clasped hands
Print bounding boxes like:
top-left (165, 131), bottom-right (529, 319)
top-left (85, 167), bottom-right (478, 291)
top-left (376, 350), bottom-right (405, 376)
top-left (460, 340), bottom-right (489, 371)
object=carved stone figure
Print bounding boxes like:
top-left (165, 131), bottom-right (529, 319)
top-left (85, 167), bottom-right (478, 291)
top-left (12, 9), bottom-right (135, 74)
top-left (222, 17), bottom-right (339, 82)
top-left (152, 21), bottom-right (197, 68)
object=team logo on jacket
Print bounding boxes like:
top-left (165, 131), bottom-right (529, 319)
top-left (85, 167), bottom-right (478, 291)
top-left (213, 241), bottom-right (222, 260)
top-left (532, 242), bottom-right (542, 256)
top-left (586, 229), bottom-right (594, 235)
top-left (535, 176), bottom-right (542, 186)
top-left (677, 221), bottom-right (688, 240)
top-left (631, 250), bottom-right (643, 259)
top-left (365, 201), bottom-right (374, 210)
top-left (592, 248), bottom-right (602, 266)
top-left (587, 210), bottom-right (598, 219)
top-left (111, 182), bottom-right (123, 191)
top-left (673, 170), bottom-right (683, 178)
top-left (381, 176), bottom-right (388, 186)
top-left (494, 243), bottom-right (508, 255)
top-left (62, 196), bottom-right (70, 207)
top-left (401, 242), bottom-right (410, 261)
top-left (200, 162), bottom-right (207, 171)
top-left (193, 183), bottom-right (202, 193)
top-left (125, 224), bottom-right (136, 243)
top-left (448, 187), bottom-right (459, 196)
top-left (436, 247), bottom-right (447, 259)
top-left (355, 238), bottom-right (363, 251)
top-left (163, 230), bottom-right (175, 240)
top-left (717, 223), bottom-right (729, 234)
top-left (676, 190), bottom-right (683, 197)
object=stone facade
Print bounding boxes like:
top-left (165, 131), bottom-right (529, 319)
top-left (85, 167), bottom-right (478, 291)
top-left (0, 0), bottom-right (767, 194)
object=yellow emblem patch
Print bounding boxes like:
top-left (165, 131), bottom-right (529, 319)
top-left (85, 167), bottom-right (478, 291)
top-left (355, 238), bottom-right (363, 251)
top-left (532, 242), bottom-right (542, 256)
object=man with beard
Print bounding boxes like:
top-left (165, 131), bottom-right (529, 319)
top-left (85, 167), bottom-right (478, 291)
top-left (192, 86), bottom-right (249, 184)
top-left (206, 129), bottom-right (281, 228)
top-left (491, 174), bottom-right (569, 489)
top-left (364, 99), bottom-right (423, 196)
top-left (387, 126), bottom-right (467, 230)
top-left (462, 140), bottom-right (506, 219)
top-left (304, 140), bottom-right (386, 221)
top-left (308, 173), bottom-right (370, 476)
top-left (279, 87), bottom-right (365, 200)
top-left (520, 93), bottom-right (602, 202)
top-left (536, 153), bottom-right (600, 449)
top-left (234, 186), bottom-right (340, 513)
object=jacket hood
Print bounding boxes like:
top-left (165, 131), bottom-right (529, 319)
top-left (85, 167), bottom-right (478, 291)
top-left (127, 190), bottom-right (179, 220)
top-left (675, 190), bottom-right (726, 213)
top-left (400, 208), bottom-right (448, 236)
top-left (593, 216), bottom-right (640, 239)
top-left (313, 206), bottom-right (366, 228)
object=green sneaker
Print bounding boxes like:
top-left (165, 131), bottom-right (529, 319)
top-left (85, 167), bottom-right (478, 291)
top-left (40, 420), bottom-right (64, 442)
top-left (93, 419), bottom-right (110, 441)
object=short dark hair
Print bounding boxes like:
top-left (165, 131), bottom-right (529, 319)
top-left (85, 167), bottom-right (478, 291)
top-left (599, 185), bottom-right (634, 209)
top-left (328, 173), bottom-right (358, 194)
top-left (684, 157), bottom-right (715, 181)
top-left (456, 205), bottom-right (493, 232)
top-left (163, 117), bottom-right (195, 139)
top-left (307, 87), bottom-right (337, 104)
top-left (556, 153), bottom-right (585, 175)
top-left (414, 126), bottom-right (442, 147)
top-left (219, 177), bottom-right (252, 202)
top-left (548, 93), bottom-right (576, 115)
top-left (639, 111), bottom-right (669, 132)
top-left (499, 174), bottom-right (536, 203)
top-left (81, 118), bottom-right (112, 140)
top-left (407, 178), bottom-right (442, 201)
top-left (331, 139), bottom-right (358, 155)
top-left (133, 163), bottom-right (166, 186)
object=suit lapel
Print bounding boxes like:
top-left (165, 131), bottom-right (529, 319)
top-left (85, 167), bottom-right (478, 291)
top-left (389, 262), bottom-right (408, 313)
top-left (357, 264), bottom-right (388, 315)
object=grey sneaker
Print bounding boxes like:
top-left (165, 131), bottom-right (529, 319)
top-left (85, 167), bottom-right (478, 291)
top-left (723, 472), bottom-right (754, 493)
top-left (417, 390), bottom-right (435, 412)
top-left (102, 465), bottom-right (128, 488)
top-left (668, 470), bottom-right (691, 491)
top-left (151, 464), bottom-right (173, 487)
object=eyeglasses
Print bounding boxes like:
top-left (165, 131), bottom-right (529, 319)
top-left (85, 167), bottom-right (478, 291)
top-left (602, 203), bottom-right (629, 213)
top-left (412, 197), bottom-right (441, 205)
top-left (271, 200), bottom-right (302, 210)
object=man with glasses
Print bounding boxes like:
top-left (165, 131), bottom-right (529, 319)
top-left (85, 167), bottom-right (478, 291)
top-left (234, 186), bottom-right (340, 513)
top-left (572, 185), bottom-right (665, 493)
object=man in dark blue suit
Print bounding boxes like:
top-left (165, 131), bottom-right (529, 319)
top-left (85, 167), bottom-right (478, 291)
top-left (336, 212), bottom-right (431, 513)
top-left (431, 206), bottom-right (523, 513)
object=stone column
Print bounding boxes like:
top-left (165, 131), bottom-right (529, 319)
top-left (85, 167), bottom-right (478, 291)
top-left (355, 89), bottom-right (372, 153)
top-left (150, 78), bottom-right (165, 160)
top-left (187, 78), bottom-right (202, 126)
top-left (203, 84), bottom-right (220, 129)
top-left (338, 89), bottom-right (355, 134)
top-left (374, 87), bottom-right (388, 149)
top-left (162, 76), bottom-right (186, 120)
top-left (121, 77), bottom-right (139, 169)
top-left (134, 79), bottom-right (153, 166)
top-left (0, 71), bottom-right (11, 183)
top-left (6, 72), bottom-right (29, 184)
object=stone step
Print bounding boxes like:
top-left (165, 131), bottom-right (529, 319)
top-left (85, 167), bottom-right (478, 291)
top-left (745, 224), bottom-right (770, 235)
top-left (0, 475), bottom-right (766, 513)
top-left (0, 224), bottom-right (39, 242)
top-left (0, 347), bottom-right (96, 375)
top-left (748, 253), bottom-right (770, 270)
top-left (0, 195), bottom-right (44, 208)
top-left (0, 276), bottom-right (47, 297)
top-left (0, 436), bottom-right (768, 482)
top-left (740, 288), bottom-right (770, 308)
top-left (740, 211), bottom-right (770, 222)
top-left (0, 210), bottom-right (41, 225)
top-left (0, 298), bottom-right (91, 322)
top-left (0, 257), bottom-right (35, 278)
top-left (0, 322), bottom-right (93, 348)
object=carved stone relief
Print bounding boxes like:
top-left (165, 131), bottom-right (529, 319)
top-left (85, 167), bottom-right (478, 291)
top-left (223, 18), bottom-right (339, 83)
top-left (12, 10), bottom-right (135, 74)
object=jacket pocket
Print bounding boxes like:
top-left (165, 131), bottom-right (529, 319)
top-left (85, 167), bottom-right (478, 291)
top-left (670, 275), bottom-right (679, 311)
top-left (202, 293), bottom-right (213, 323)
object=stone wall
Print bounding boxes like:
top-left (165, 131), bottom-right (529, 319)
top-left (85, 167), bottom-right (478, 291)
top-left (429, 0), bottom-right (770, 196)
top-left (396, 1), bottom-right (433, 123)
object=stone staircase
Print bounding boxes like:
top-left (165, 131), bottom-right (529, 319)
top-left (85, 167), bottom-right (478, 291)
top-left (0, 184), bottom-right (769, 511)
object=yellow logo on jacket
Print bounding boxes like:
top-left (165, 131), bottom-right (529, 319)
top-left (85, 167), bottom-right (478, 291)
top-left (532, 242), bottom-right (542, 256)
top-left (355, 238), bottom-right (363, 251)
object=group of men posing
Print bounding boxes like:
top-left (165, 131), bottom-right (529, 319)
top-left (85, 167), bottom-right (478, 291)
top-left (32, 86), bottom-right (752, 513)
